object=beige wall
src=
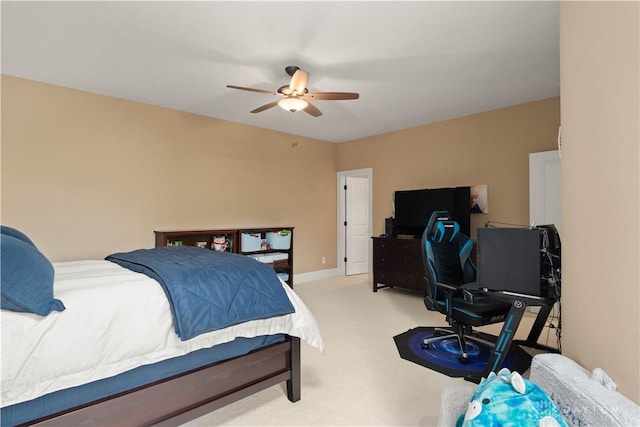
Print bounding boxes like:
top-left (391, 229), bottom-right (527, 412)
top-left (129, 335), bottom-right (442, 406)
top-left (1, 76), bottom-right (338, 273)
top-left (337, 97), bottom-right (561, 239)
top-left (560, 1), bottom-right (639, 402)
top-left (3, 78), bottom-right (559, 276)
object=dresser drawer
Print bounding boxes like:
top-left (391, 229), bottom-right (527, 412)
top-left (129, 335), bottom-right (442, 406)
top-left (374, 239), bottom-right (421, 253)
top-left (374, 240), bottom-right (421, 270)
top-left (374, 269), bottom-right (423, 291)
top-left (375, 251), bottom-right (420, 272)
top-left (372, 237), bottom-right (424, 293)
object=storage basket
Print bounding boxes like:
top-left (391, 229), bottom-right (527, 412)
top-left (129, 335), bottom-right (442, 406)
top-left (241, 232), bottom-right (262, 252)
top-left (266, 230), bottom-right (292, 250)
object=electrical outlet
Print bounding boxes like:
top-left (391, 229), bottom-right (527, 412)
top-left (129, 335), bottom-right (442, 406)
top-left (321, 256), bottom-right (326, 264)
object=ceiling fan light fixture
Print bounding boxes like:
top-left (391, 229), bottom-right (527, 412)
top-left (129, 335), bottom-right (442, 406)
top-left (228, 66), bottom-right (358, 116)
top-left (278, 97), bottom-right (308, 112)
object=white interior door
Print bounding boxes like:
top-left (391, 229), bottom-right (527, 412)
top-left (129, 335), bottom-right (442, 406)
top-left (345, 176), bottom-right (370, 275)
top-left (530, 150), bottom-right (562, 233)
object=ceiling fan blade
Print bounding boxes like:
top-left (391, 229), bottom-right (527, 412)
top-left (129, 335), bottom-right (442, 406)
top-left (289, 69), bottom-right (309, 95)
top-left (227, 85), bottom-right (277, 96)
top-left (250, 101), bottom-right (279, 113)
top-left (304, 102), bottom-right (322, 117)
top-left (302, 91), bottom-right (359, 100)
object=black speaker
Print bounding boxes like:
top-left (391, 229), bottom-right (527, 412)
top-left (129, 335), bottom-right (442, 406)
top-left (385, 217), bottom-right (395, 237)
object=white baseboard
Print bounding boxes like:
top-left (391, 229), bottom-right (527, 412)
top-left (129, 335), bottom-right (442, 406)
top-left (294, 268), bottom-right (338, 284)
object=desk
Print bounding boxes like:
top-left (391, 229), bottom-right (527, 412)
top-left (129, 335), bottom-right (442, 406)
top-left (469, 289), bottom-right (559, 382)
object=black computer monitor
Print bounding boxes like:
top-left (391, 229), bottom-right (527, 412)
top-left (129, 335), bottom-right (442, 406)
top-left (476, 227), bottom-right (543, 296)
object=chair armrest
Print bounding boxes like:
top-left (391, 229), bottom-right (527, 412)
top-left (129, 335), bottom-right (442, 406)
top-left (459, 282), bottom-right (480, 303)
top-left (433, 281), bottom-right (457, 318)
top-left (433, 281), bottom-right (458, 292)
top-left (433, 281), bottom-right (479, 292)
top-left (459, 282), bottom-right (480, 291)
top-left (435, 282), bottom-right (480, 305)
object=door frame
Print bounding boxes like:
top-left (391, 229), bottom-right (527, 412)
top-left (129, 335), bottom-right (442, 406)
top-left (529, 150), bottom-right (562, 234)
top-left (337, 168), bottom-right (373, 276)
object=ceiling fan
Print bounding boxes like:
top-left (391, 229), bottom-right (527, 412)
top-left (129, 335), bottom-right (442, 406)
top-left (227, 66), bottom-right (359, 117)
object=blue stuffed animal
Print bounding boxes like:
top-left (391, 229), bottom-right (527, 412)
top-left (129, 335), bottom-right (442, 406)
top-left (457, 368), bottom-right (567, 427)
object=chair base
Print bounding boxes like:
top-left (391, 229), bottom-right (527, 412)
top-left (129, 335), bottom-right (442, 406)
top-left (420, 327), bottom-right (496, 364)
top-left (421, 327), bottom-right (457, 347)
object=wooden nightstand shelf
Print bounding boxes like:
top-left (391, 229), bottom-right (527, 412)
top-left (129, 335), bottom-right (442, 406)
top-left (155, 227), bottom-right (294, 288)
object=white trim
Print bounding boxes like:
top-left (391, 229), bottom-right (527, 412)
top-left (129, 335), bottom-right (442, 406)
top-left (337, 168), bottom-right (373, 277)
top-left (529, 150), bottom-right (562, 233)
top-left (294, 268), bottom-right (338, 284)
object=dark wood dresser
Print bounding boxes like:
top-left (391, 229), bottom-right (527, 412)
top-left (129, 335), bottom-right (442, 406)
top-left (372, 237), bottom-right (425, 294)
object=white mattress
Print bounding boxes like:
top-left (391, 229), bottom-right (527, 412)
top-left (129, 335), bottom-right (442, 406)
top-left (1, 260), bottom-right (323, 407)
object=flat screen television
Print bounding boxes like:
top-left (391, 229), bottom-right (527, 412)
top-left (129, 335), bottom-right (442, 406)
top-left (393, 186), bottom-right (470, 237)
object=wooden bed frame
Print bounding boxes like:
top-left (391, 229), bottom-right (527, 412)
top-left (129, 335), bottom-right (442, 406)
top-left (22, 336), bottom-right (301, 426)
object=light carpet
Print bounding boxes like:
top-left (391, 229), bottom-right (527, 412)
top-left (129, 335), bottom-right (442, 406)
top-left (182, 274), bottom-right (544, 426)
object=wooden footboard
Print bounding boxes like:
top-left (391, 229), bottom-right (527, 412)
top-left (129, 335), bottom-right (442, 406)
top-left (23, 336), bottom-right (301, 427)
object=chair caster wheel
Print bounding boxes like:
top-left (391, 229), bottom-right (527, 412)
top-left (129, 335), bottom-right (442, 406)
top-left (458, 357), bottom-right (469, 364)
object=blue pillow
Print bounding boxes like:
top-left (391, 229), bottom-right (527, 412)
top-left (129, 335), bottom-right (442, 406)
top-left (1, 225), bottom-right (36, 247)
top-left (1, 234), bottom-right (65, 316)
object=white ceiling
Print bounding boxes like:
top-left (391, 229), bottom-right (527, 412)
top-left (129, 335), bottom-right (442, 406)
top-left (1, 1), bottom-right (559, 143)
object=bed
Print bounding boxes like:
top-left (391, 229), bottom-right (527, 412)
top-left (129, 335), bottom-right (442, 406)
top-left (0, 226), bottom-right (323, 426)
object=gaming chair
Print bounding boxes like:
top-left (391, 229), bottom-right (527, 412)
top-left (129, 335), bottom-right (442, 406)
top-left (421, 211), bottom-right (512, 363)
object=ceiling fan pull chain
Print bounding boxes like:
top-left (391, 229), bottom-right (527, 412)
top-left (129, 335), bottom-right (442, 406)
top-left (290, 112), bottom-right (298, 148)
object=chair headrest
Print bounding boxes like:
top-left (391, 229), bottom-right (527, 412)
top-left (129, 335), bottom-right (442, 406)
top-left (425, 210), bottom-right (461, 242)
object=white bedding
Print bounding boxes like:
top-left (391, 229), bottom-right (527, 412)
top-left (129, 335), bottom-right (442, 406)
top-left (1, 260), bottom-right (323, 407)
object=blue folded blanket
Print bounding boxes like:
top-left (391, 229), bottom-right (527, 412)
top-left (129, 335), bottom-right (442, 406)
top-left (106, 246), bottom-right (295, 341)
